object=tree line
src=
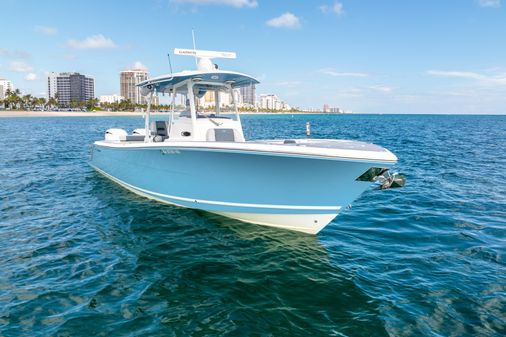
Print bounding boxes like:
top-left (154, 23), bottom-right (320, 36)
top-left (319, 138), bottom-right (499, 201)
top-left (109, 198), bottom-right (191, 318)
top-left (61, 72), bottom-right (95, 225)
top-left (0, 89), bottom-right (171, 111)
top-left (1, 89), bottom-right (51, 110)
top-left (1, 89), bottom-right (300, 112)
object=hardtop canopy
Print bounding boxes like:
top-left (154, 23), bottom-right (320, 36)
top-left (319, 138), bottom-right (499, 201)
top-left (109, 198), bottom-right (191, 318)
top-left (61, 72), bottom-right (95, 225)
top-left (137, 70), bottom-right (259, 94)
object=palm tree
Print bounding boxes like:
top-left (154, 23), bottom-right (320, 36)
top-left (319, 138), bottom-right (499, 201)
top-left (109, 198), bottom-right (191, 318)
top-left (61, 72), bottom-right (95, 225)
top-left (22, 94), bottom-right (32, 110)
top-left (4, 91), bottom-right (12, 109)
top-left (48, 97), bottom-right (58, 109)
top-left (54, 92), bottom-right (60, 108)
top-left (85, 98), bottom-right (99, 111)
top-left (69, 99), bottom-right (79, 109)
top-left (38, 97), bottom-right (47, 109)
top-left (5, 89), bottom-right (22, 109)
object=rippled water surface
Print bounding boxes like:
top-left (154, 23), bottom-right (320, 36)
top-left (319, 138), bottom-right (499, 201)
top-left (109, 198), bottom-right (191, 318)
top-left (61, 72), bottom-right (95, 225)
top-left (1, 114), bottom-right (505, 336)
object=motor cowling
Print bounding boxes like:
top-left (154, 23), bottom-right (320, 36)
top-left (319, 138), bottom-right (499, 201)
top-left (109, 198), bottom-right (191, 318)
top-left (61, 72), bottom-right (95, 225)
top-left (105, 128), bottom-right (127, 142)
top-left (132, 128), bottom-right (146, 135)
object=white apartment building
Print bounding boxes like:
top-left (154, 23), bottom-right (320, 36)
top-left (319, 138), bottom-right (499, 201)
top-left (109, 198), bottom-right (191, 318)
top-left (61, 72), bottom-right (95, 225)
top-left (0, 78), bottom-right (13, 100)
top-left (259, 94), bottom-right (276, 110)
top-left (47, 73), bottom-right (57, 100)
top-left (99, 94), bottom-right (124, 104)
top-left (259, 94), bottom-right (291, 111)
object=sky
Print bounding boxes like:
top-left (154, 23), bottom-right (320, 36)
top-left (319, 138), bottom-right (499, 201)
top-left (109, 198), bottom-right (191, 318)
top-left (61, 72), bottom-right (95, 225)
top-left (0, 0), bottom-right (505, 114)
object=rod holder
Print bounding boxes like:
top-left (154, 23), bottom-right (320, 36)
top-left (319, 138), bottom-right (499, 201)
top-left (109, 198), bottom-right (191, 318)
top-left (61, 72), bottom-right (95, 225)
top-left (306, 122), bottom-right (311, 138)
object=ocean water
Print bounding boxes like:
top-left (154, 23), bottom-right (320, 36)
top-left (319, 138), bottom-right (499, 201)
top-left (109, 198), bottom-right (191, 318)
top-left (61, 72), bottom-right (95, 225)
top-left (0, 114), bottom-right (505, 336)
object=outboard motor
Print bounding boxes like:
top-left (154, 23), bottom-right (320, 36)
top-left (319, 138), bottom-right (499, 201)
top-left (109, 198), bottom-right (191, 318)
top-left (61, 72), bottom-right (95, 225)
top-left (132, 128), bottom-right (146, 136)
top-left (356, 167), bottom-right (406, 189)
top-left (104, 128), bottom-right (127, 142)
top-left (375, 170), bottom-right (406, 189)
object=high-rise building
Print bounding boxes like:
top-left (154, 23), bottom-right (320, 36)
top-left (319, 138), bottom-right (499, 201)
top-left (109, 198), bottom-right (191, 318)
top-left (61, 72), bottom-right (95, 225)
top-left (258, 94), bottom-right (291, 111)
top-left (0, 78), bottom-right (13, 100)
top-left (47, 73), bottom-right (57, 100)
top-left (203, 91), bottom-right (215, 106)
top-left (47, 72), bottom-right (95, 106)
top-left (329, 107), bottom-right (344, 113)
top-left (240, 84), bottom-right (256, 107)
top-left (120, 69), bottom-right (148, 105)
top-left (198, 89), bottom-right (240, 109)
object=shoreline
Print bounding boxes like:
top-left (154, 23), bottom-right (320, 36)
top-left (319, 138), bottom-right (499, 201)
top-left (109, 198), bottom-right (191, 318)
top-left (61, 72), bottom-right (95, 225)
top-left (0, 110), bottom-right (148, 118)
top-left (0, 110), bottom-right (324, 118)
top-left (1, 111), bottom-right (502, 118)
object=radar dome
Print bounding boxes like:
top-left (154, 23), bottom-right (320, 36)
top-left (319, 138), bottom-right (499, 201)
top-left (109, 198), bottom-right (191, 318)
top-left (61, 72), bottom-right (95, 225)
top-left (197, 57), bottom-right (214, 71)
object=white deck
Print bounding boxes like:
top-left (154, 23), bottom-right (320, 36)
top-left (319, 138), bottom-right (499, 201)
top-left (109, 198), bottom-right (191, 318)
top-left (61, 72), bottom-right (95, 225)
top-left (252, 139), bottom-right (389, 152)
top-left (94, 138), bottom-right (397, 163)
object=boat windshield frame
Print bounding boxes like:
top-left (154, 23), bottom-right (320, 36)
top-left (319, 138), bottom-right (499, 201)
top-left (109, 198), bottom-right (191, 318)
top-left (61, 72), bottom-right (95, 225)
top-left (138, 69), bottom-right (258, 143)
top-left (144, 78), bottom-right (240, 142)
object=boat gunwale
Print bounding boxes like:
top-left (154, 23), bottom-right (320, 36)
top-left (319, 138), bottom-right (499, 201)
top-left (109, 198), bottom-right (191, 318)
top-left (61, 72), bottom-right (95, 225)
top-left (93, 140), bottom-right (398, 164)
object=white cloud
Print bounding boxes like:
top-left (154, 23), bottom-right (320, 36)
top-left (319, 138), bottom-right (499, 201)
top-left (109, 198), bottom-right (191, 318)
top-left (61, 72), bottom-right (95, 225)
top-left (256, 73), bottom-right (267, 81)
top-left (131, 61), bottom-right (148, 70)
top-left (0, 49), bottom-right (31, 58)
top-left (170, 0), bottom-right (257, 8)
top-left (427, 70), bottom-right (482, 80)
top-left (265, 81), bottom-right (301, 88)
top-left (277, 81), bottom-right (301, 87)
top-left (266, 12), bottom-right (301, 29)
top-left (318, 68), bottom-right (368, 77)
top-left (8, 61), bottom-right (33, 72)
top-left (67, 34), bottom-right (117, 49)
top-left (34, 25), bottom-right (57, 35)
top-left (25, 73), bottom-right (37, 81)
top-left (478, 0), bottom-right (501, 7)
top-left (368, 85), bottom-right (393, 93)
top-left (320, 1), bottom-right (344, 15)
top-left (335, 87), bottom-right (363, 98)
top-left (427, 70), bottom-right (506, 85)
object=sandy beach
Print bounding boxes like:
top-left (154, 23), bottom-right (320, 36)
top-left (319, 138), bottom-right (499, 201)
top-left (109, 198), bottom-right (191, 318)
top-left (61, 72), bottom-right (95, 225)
top-left (0, 110), bottom-right (153, 118)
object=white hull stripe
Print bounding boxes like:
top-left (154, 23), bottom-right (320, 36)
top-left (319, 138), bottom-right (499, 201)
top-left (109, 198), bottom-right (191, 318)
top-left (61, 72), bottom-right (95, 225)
top-left (92, 165), bottom-right (342, 211)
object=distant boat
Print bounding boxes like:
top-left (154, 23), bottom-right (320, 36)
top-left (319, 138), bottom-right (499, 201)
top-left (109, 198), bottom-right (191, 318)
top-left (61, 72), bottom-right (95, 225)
top-left (90, 48), bottom-right (404, 234)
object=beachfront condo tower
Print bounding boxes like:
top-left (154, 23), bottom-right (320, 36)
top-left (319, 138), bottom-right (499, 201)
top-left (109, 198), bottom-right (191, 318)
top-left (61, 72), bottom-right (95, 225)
top-left (47, 72), bottom-right (95, 106)
top-left (240, 83), bottom-right (256, 107)
top-left (120, 69), bottom-right (149, 105)
top-left (0, 78), bottom-right (13, 100)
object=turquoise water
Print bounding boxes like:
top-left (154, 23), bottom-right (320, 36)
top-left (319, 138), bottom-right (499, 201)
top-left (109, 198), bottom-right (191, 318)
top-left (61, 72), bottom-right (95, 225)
top-left (0, 114), bottom-right (505, 336)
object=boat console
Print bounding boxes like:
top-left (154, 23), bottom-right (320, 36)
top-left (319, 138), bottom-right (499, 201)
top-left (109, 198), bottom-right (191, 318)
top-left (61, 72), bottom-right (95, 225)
top-left (104, 111), bottom-right (245, 144)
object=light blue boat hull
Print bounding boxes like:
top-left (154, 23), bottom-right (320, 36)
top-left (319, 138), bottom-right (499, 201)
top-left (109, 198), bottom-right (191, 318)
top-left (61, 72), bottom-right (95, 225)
top-left (90, 144), bottom-right (391, 233)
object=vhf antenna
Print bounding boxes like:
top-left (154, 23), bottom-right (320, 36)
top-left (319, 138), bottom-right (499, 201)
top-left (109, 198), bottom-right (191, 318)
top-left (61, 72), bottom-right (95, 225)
top-left (192, 29), bottom-right (198, 66)
top-left (167, 53), bottom-right (173, 74)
